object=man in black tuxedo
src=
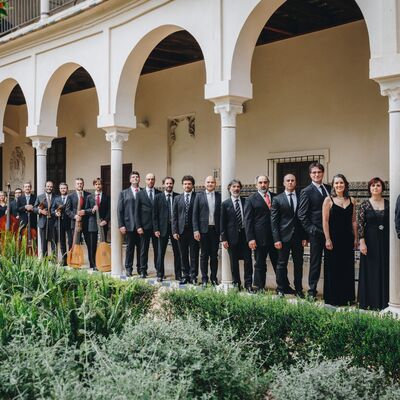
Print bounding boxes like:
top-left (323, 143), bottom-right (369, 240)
top-left (135, 173), bottom-right (160, 278)
top-left (193, 175), bottom-right (221, 286)
top-left (66, 177), bottom-right (91, 266)
top-left (298, 162), bottom-right (331, 298)
top-left (17, 182), bottom-right (37, 232)
top-left (9, 187), bottom-right (22, 219)
top-left (85, 178), bottom-right (110, 270)
top-left (52, 182), bottom-right (72, 266)
top-left (271, 174), bottom-right (308, 297)
top-left (244, 175), bottom-right (279, 291)
top-left (34, 180), bottom-right (57, 257)
top-left (172, 175), bottom-right (199, 285)
top-left (220, 179), bottom-right (253, 292)
top-left (118, 171), bottom-right (141, 277)
top-left (153, 176), bottom-right (181, 282)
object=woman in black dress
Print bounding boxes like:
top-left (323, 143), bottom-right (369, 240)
top-left (0, 191), bottom-right (7, 218)
top-left (322, 174), bottom-right (357, 306)
top-left (358, 177), bottom-right (389, 310)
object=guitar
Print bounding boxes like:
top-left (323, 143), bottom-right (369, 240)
top-left (67, 193), bottom-right (84, 268)
top-left (95, 198), bottom-right (111, 272)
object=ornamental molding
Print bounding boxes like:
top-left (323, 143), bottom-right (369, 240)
top-left (168, 113), bottom-right (195, 146)
top-left (31, 136), bottom-right (53, 156)
top-left (105, 131), bottom-right (129, 150)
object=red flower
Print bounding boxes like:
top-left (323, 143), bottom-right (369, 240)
top-left (0, 3), bottom-right (4, 8)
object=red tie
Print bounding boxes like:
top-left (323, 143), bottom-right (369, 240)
top-left (264, 192), bottom-right (271, 209)
top-left (96, 193), bottom-right (100, 207)
top-left (79, 193), bottom-right (84, 208)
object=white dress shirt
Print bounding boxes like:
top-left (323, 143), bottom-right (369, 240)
top-left (312, 181), bottom-right (329, 196)
top-left (206, 190), bottom-right (215, 225)
top-left (231, 195), bottom-right (244, 221)
top-left (285, 190), bottom-right (297, 211)
top-left (131, 186), bottom-right (139, 198)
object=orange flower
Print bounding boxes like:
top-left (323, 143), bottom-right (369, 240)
top-left (0, 3), bottom-right (4, 8)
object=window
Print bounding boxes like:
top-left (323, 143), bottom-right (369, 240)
top-left (101, 163), bottom-right (132, 197)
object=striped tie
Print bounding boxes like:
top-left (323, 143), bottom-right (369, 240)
top-left (235, 198), bottom-right (243, 228)
top-left (184, 193), bottom-right (190, 225)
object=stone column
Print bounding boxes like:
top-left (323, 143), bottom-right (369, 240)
top-left (40, 0), bottom-right (50, 19)
top-left (105, 128), bottom-right (129, 276)
top-left (381, 85), bottom-right (400, 315)
top-left (214, 98), bottom-right (244, 289)
top-left (31, 136), bottom-right (53, 258)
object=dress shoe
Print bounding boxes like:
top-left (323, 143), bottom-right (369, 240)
top-left (140, 272), bottom-right (147, 279)
top-left (156, 277), bottom-right (163, 283)
top-left (179, 278), bottom-right (189, 285)
top-left (276, 290), bottom-right (285, 298)
top-left (211, 280), bottom-right (218, 287)
top-left (284, 286), bottom-right (296, 295)
top-left (296, 291), bottom-right (305, 299)
top-left (125, 268), bottom-right (133, 277)
top-left (232, 282), bottom-right (241, 291)
top-left (245, 286), bottom-right (254, 294)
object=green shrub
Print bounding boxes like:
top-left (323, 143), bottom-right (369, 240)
top-left (268, 356), bottom-right (400, 400)
top-left (162, 289), bottom-right (400, 379)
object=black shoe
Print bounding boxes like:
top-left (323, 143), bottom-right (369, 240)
top-left (232, 282), bottom-right (241, 291)
top-left (202, 281), bottom-right (207, 288)
top-left (296, 291), bottom-right (305, 299)
top-left (245, 286), bottom-right (254, 294)
top-left (92, 267), bottom-right (98, 272)
top-left (126, 268), bottom-right (133, 277)
top-left (179, 278), bottom-right (189, 285)
top-left (140, 272), bottom-right (147, 279)
top-left (307, 292), bottom-right (317, 301)
top-left (156, 277), bottom-right (163, 283)
top-left (284, 286), bottom-right (296, 295)
top-left (190, 279), bottom-right (197, 285)
top-left (211, 280), bottom-right (218, 287)
top-left (276, 290), bottom-right (285, 298)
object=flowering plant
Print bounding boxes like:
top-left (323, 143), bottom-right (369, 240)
top-left (0, 2), bottom-right (8, 17)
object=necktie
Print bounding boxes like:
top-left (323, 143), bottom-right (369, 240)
top-left (264, 192), bottom-right (271, 209)
top-left (185, 193), bottom-right (190, 225)
top-left (319, 185), bottom-right (327, 198)
top-left (26, 196), bottom-right (30, 204)
top-left (79, 192), bottom-right (84, 208)
top-left (149, 190), bottom-right (153, 202)
top-left (96, 193), bottom-right (100, 207)
top-left (62, 196), bottom-right (66, 205)
top-left (288, 193), bottom-right (295, 212)
top-left (235, 198), bottom-right (243, 228)
top-left (167, 194), bottom-right (172, 222)
top-left (46, 194), bottom-right (51, 208)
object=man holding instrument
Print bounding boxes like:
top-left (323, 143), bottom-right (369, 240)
top-left (85, 178), bottom-right (110, 270)
top-left (17, 182), bottom-right (37, 232)
top-left (66, 178), bottom-right (91, 266)
top-left (9, 188), bottom-right (22, 219)
top-left (34, 180), bottom-right (56, 257)
top-left (52, 182), bottom-right (72, 265)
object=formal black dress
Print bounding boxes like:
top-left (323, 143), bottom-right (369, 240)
top-left (324, 199), bottom-right (355, 306)
top-left (0, 204), bottom-right (6, 218)
top-left (358, 200), bottom-right (389, 310)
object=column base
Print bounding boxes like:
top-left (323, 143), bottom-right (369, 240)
top-left (382, 303), bottom-right (400, 318)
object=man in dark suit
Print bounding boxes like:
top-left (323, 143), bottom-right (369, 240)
top-left (17, 182), bottom-right (37, 232)
top-left (271, 174), bottom-right (308, 297)
top-left (34, 180), bottom-right (57, 257)
top-left (9, 187), bottom-right (22, 219)
top-left (85, 178), bottom-right (110, 270)
top-left (220, 179), bottom-right (253, 292)
top-left (52, 182), bottom-right (72, 266)
top-left (172, 175), bottom-right (199, 285)
top-left (118, 171), bottom-right (141, 277)
top-left (153, 176), bottom-right (181, 282)
top-left (244, 175), bottom-right (280, 291)
top-left (66, 177), bottom-right (91, 266)
top-left (193, 175), bottom-right (221, 286)
top-left (135, 173), bottom-right (160, 278)
top-left (298, 162), bottom-right (331, 298)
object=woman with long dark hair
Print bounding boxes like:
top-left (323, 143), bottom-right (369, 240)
top-left (322, 174), bottom-right (357, 306)
top-left (358, 177), bottom-right (389, 310)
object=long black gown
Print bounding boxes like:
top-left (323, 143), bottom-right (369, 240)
top-left (358, 199), bottom-right (389, 310)
top-left (0, 204), bottom-right (6, 218)
top-left (324, 199), bottom-right (355, 306)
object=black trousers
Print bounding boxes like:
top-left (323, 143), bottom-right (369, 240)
top-left (178, 226), bottom-right (199, 280)
top-left (88, 231), bottom-right (98, 269)
top-left (125, 231), bottom-right (141, 274)
top-left (253, 243), bottom-right (278, 290)
top-left (55, 223), bottom-right (73, 265)
top-left (228, 229), bottom-right (253, 288)
top-left (276, 236), bottom-right (304, 293)
top-left (140, 229), bottom-right (158, 274)
top-left (199, 226), bottom-right (219, 283)
top-left (39, 226), bottom-right (56, 257)
top-left (308, 232), bottom-right (328, 296)
top-left (157, 225), bottom-right (181, 279)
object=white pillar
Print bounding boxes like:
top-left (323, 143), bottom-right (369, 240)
top-left (381, 84), bottom-right (400, 315)
top-left (40, 0), bottom-right (50, 19)
top-left (105, 128), bottom-right (129, 276)
top-left (214, 98), bottom-right (244, 289)
top-left (31, 136), bottom-right (53, 258)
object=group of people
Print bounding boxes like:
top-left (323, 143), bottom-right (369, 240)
top-left (7, 178), bottom-right (110, 270)
top-left (3, 161), bottom-right (392, 310)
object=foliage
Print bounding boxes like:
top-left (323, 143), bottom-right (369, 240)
top-left (0, 2), bottom-right (8, 17)
top-left (162, 289), bottom-right (400, 379)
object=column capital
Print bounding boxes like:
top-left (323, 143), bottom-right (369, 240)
top-left (104, 128), bottom-right (129, 150)
top-left (378, 77), bottom-right (400, 112)
top-left (30, 136), bottom-right (53, 156)
top-left (213, 97), bottom-right (244, 127)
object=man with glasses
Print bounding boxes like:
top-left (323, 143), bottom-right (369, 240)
top-left (298, 162), bottom-right (331, 299)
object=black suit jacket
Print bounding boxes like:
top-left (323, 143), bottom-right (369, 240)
top-left (33, 193), bottom-right (57, 229)
top-left (172, 191), bottom-right (197, 235)
top-left (85, 193), bottom-right (111, 232)
top-left (9, 199), bottom-right (19, 217)
top-left (192, 191), bottom-right (221, 234)
top-left (117, 187), bottom-right (141, 232)
top-left (65, 191), bottom-right (91, 231)
top-left (153, 192), bottom-right (179, 237)
top-left (51, 195), bottom-right (72, 230)
top-left (298, 183), bottom-right (332, 236)
top-left (16, 194), bottom-right (37, 229)
top-left (135, 188), bottom-right (161, 231)
top-left (271, 191), bottom-right (307, 243)
top-left (244, 191), bottom-right (275, 246)
top-left (220, 197), bottom-right (246, 246)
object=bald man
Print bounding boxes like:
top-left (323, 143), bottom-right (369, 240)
top-left (271, 174), bottom-right (307, 297)
top-left (135, 173), bottom-right (161, 278)
top-left (193, 176), bottom-right (221, 286)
